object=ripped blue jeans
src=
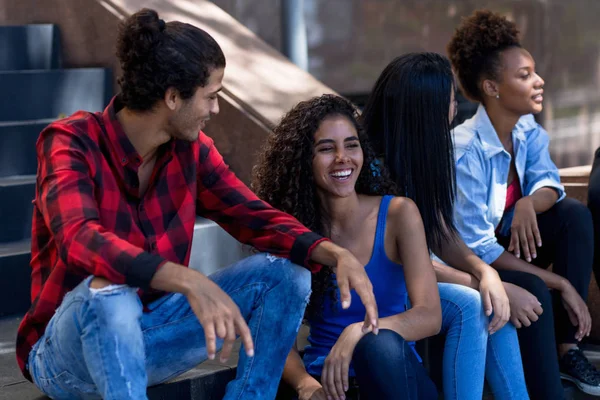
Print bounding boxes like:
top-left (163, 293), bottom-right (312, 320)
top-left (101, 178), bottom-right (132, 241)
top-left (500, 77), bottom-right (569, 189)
top-left (27, 253), bottom-right (311, 400)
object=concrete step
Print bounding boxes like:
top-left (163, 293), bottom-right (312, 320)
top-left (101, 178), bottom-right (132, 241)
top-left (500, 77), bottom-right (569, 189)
top-left (0, 120), bottom-right (53, 178)
top-left (0, 68), bottom-right (112, 122)
top-left (0, 25), bottom-right (61, 71)
top-left (0, 240), bottom-right (31, 317)
top-left (0, 175), bottom-right (35, 243)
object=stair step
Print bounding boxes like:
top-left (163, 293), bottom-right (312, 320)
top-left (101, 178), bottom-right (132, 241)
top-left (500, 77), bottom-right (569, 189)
top-left (0, 120), bottom-right (52, 178)
top-left (0, 24), bottom-right (61, 71)
top-left (0, 242), bottom-right (31, 317)
top-left (0, 68), bottom-right (112, 122)
top-left (0, 175), bottom-right (35, 243)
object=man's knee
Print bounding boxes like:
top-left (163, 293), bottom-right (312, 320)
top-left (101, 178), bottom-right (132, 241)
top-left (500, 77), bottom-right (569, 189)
top-left (259, 254), bottom-right (311, 300)
top-left (90, 276), bottom-right (113, 289)
top-left (84, 277), bottom-right (142, 331)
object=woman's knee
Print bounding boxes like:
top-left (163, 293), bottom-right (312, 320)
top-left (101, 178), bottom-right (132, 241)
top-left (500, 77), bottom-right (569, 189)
top-left (352, 329), bottom-right (410, 366)
top-left (555, 198), bottom-right (593, 233)
top-left (438, 283), bottom-right (485, 326)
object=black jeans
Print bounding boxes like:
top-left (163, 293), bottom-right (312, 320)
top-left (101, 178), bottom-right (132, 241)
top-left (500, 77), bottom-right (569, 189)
top-left (351, 329), bottom-right (437, 400)
top-left (587, 146), bottom-right (600, 287)
top-left (496, 197), bottom-right (594, 400)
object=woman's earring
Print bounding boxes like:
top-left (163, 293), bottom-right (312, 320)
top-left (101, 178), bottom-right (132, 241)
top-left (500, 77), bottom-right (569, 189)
top-left (496, 94), bottom-right (500, 99)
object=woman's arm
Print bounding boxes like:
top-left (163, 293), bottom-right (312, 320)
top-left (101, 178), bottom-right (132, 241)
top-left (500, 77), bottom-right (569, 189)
top-left (433, 259), bottom-right (479, 289)
top-left (382, 197), bottom-right (442, 340)
top-left (282, 345), bottom-right (324, 400)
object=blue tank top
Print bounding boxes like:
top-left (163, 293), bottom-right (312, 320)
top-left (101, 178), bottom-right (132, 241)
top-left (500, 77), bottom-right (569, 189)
top-left (303, 195), bottom-right (419, 376)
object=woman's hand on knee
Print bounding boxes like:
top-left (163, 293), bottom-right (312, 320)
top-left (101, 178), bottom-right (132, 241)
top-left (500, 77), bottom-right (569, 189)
top-left (504, 282), bottom-right (543, 328)
top-left (322, 323), bottom-right (365, 400)
top-left (560, 281), bottom-right (592, 340)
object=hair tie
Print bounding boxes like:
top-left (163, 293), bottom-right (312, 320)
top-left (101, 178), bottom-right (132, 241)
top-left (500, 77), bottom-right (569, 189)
top-left (158, 19), bottom-right (166, 32)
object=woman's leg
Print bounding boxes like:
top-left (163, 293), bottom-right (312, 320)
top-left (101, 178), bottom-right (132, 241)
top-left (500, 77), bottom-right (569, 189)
top-left (485, 321), bottom-right (529, 399)
top-left (533, 198), bottom-right (593, 346)
top-left (352, 329), bottom-right (437, 400)
top-left (532, 198), bottom-right (600, 395)
top-left (437, 283), bottom-right (487, 400)
top-left (498, 270), bottom-right (565, 400)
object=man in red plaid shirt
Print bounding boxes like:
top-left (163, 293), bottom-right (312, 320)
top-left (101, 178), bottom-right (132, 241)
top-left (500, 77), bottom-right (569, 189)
top-left (18, 8), bottom-right (379, 400)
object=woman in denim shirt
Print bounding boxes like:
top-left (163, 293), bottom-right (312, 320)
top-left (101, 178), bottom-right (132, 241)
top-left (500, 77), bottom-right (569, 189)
top-left (448, 9), bottom-right (598, 397)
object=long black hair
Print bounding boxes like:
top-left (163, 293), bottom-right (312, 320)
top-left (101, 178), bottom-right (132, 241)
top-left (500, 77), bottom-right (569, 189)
top-left (361, 52), bottom-right (457, 252)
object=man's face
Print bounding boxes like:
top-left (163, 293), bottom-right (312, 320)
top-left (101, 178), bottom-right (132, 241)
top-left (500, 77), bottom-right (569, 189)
top-left (168, 67), bottom-right (224, 141)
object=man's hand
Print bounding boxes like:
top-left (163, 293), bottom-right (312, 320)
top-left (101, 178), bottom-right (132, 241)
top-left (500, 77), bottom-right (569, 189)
top-left (185, 274), bottom-right (254, 363)
top-left (503, 282), bottom-right (543, 328)
top-left (311, 242), bottom-right (379, 333)
top-left (322, 323), bottom-right (365, 400)
top-left (509, 197), bottom-right (541, 262)
top-left (150, 262), bottom-right (254, 363)
top-left (479, 269), bottom-right (510, 334)
top-left (560, 280), bottom-right (592, 341)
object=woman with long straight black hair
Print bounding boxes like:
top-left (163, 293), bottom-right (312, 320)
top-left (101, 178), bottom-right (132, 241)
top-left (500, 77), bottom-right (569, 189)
top-left (362, 52), bottom-right (537, 398)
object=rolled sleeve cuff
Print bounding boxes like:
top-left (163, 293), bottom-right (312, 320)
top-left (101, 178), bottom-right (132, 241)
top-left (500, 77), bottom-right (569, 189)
top-left (479, 244), bottom-right (505, 265)
top-left (528, 178), bottom-right (565, 202)
top-left (290, 232), bottom-right (330, 273)
top-left (126, 252), bottom-right (168, 290)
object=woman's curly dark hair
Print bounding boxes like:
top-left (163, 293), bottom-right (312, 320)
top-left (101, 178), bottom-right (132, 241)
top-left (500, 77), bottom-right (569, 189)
top-left (116, 8), bottom-right (225, 111)
top-left (252, 94), bottom-right (398, 316)
top-left (447, 9), bottom-right (521, 103)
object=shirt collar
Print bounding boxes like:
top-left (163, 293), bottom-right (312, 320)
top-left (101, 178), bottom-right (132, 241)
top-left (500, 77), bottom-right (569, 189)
top-left (473, 104), bottom-right (529, 159)
top-left (102, 95), bottom-right (176, 169)
top-left (102, 95), bottom-right (143, 167)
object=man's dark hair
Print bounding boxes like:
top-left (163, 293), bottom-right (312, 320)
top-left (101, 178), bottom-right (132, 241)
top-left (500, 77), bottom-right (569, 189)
top-left (116, 8), bottom-right (226, 111)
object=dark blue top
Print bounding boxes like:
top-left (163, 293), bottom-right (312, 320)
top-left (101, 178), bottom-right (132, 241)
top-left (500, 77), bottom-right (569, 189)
top-left (303, 195), bottom-right (418, 376)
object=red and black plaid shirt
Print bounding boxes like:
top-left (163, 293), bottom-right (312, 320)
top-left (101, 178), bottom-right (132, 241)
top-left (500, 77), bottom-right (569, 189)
top-left (16, 96), bottom-right (327, 380)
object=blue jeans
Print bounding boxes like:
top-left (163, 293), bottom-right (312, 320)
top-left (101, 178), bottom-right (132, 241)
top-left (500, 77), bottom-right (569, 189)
top-left (352, 329), bottom-right (438, 400)
top-left (438, 283), bottom-right (529, 400)
top-left (27, 254), bottom-right (311, 400)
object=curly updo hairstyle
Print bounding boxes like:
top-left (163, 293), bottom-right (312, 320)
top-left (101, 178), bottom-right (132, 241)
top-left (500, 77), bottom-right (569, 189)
top-left (447, 9), bottom-right (521, 103)
top-left (116, 8), bottom-right (226, 111)
top-left (252, 94), bottom-right (397, 316)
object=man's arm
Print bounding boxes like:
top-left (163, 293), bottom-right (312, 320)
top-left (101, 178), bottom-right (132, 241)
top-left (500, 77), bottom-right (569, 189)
top-left (196, 133), bottom-right (328, 271)
top-left (195, 133), bottom-right (378, 328)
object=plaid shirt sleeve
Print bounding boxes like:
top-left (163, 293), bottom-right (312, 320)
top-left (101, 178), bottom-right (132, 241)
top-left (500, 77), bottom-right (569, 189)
top-left (196, 133), bottom-right (328, 271)
top-left (36, 124), bottom-right (167, 289)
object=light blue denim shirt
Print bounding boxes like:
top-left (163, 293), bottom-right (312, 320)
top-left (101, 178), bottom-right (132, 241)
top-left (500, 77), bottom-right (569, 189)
top-left (453, 104), bottom-right (565, 265)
